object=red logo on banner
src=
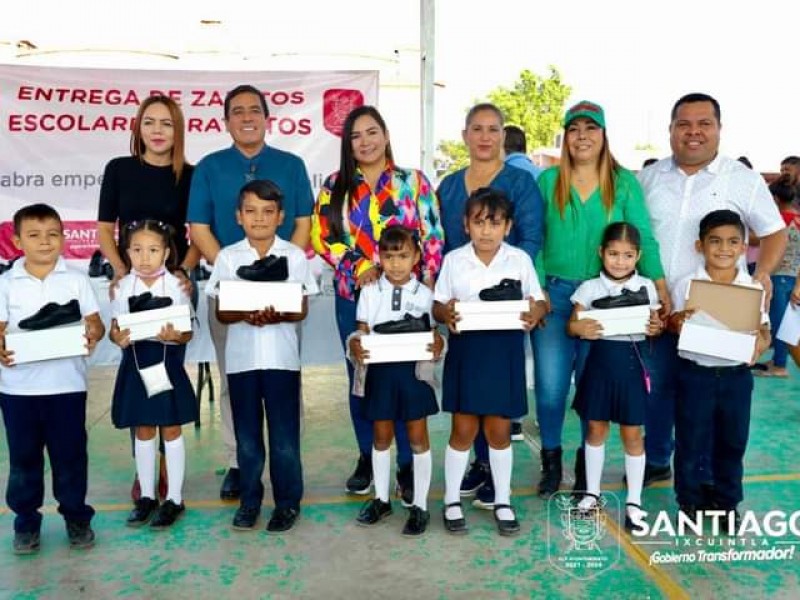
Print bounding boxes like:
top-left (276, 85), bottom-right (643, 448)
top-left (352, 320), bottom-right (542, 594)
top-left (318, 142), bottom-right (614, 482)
top-left (0, 220), bottom-right (99, 260)
top-left (323, 89), bottom-right (365, 137)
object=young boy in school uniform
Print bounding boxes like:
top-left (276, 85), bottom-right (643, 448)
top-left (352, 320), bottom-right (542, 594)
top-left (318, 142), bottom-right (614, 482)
top-left (668, 209), bottom-right (770, 529)
top-left (0, 203), bottom-right (105, 554)
top-left (206, 180), bottom-right (317, 534)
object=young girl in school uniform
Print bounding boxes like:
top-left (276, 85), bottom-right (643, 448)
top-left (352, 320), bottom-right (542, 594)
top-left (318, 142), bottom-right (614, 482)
top-left (567, 222), bottom-right (661, 529)
top-left (434, 188), bottom-right (547, 536)
top-left (348, 225), bottom-right (444, 536)
top-left (109, 220), bottom-right (198, 529)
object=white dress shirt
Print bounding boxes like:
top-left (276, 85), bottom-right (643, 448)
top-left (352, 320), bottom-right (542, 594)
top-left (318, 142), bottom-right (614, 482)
top-left (356, 274), bottom-right (433, 329)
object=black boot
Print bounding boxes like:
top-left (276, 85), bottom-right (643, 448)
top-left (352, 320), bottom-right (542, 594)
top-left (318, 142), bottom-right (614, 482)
top-left (537, 447), bottom-right (563, 498)
top-left (572, 447), bottom-right (586, 496)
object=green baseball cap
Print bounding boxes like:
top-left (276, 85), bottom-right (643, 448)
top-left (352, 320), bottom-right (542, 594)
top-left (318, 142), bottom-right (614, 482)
top-left (563, 100), bottom-right (605, 128)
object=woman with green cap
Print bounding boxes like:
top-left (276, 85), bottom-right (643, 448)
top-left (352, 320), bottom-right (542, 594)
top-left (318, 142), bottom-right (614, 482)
top-left (532, 100), bottom-right (667, 500)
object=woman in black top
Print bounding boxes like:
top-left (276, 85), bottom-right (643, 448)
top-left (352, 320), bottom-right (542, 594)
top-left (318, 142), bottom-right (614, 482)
top-left (98, 95), bottom-right (198, 291)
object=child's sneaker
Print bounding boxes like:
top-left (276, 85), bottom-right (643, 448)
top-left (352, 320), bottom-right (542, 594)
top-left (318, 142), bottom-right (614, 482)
top-left (460, 460), bottom-right (489, 497)
top-left (472, 475), bottom-right (495, 510)
top-left (13, 530), bottom-right (40, 555)
top-left (66, 521), bottom-right (95, 549)
top-left (395, 463), bottom-right (414, 508)
top-left (150, 500), bottom-right (185, 529)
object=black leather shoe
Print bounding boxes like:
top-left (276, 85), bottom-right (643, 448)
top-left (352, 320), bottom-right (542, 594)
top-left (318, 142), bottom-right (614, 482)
top-left (356, 499), bottom-right (393, 526)
top-left (236, 255), bottom-right (288, 282)
top-left (266, 507), bottom-right (299, 533)
top-left (479, 278), bottom-right (523, 301)
top-left (18, 299), bottom-right (81, 330)
top-left (220, 467), bottom-right (241, 500)
top-left (232, 505), bottom-right (260, 530)
top-left (442, 501), bottom-right (468, 535)
top-left (624, 502), bottom-right (646, 532)
top-left (402, 506), bottom-right (430, 536)
top-left (395, 463), bottom-right (414, 508)
top-left (88, 250), bottom-right (104, 278)
top-left (591, 286), bottom-right (650, 309)
top-left (493, 504), bottom-right (520, 536)
top-left (150, 499), bottom-right (185, 529)
top-left (128, 292), bottom-right (173, 313)
top-left (194, 264), bottom-right (212, 281)
top-left (65, 520), bottom-right (95, 549)
top-left (13, 530), bottom-right (40, 555)
top-left (126, 497), bottom-right (159, 527)
top-left (372, 313), bottom-right (431, 334)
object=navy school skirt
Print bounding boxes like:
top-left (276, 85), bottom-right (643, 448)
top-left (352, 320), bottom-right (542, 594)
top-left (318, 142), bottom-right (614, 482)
top-left (572, 339), bottom-right (648, 426)
top-left (442, 329), bottom-right (527, 419)
top-left (111, 341), bottom-right (198, 428)
top-left (362, 361), bottom-right (439, 422)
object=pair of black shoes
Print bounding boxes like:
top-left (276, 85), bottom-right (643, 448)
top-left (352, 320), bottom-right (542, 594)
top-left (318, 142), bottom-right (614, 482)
top-left (236, 255), bottom-right (288, 282)
top-left (18, 299), bottom-right (81, 330)
top-left (128, 292), bottom-right (173, 313)
top-left (591, 286), bottom-right (650, 309)
top-left (372, 313), bottom-right (431, 334)
top-left (88, 250), bottom-right (114, 280)
top-left (479, 279), bottom-right (523, 301)
top-left (232, 505), bottom-right (299, 533)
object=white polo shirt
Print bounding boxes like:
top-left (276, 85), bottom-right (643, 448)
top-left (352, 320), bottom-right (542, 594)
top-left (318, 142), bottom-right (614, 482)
top-left (639, 155), bottom-right (784, 289)
top-left (571, 272), bottom-right (660, 342)
top-left (206, 236), bottom-right (318, 374)
top-left (112, 271), bottom-right (192, 319)
top-left (356, 274), bottom-right (433, 329)
top-left (0, 257), bottom-right (100, 395)
top-left (672, 265), bottom-right (768, 367)
top-left (434, 242), bottom-right (545, 304)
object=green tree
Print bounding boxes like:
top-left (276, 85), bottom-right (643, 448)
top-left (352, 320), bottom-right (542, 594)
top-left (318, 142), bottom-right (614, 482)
top-left (436, 66), bottom-right (571, 177)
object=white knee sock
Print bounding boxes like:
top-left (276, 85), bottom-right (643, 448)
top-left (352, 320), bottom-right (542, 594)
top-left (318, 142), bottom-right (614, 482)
top-left (372, 447), bottom-right (391, 503)
top-left (489, 446), bottom-right (514, 521)
top-left (583, 442), bottom-right (605, 503)
top-left (135, 437), bottom-right (157, 501)
top-left (164, 436), bottom-right (186, 505)
top-left (412, 450), bottom-right (432, 511)
top-left (444, 446), bottom-right (470, 519)
top-left (625, 453), bottom-right (646, 508)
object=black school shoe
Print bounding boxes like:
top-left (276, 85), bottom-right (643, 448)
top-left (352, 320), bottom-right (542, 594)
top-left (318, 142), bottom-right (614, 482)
top-left (402, 506), bottom-right (430, 536)
top-left (356, 499), bottom-right (392, 526)
top-left (591, 286), bottom-right (650, 309)
top-left (442, 501), bottom-right (468, 535)
top-left (128, 292), bottom-right (173, 313)
top-left (372, 313), bottom-right (432, 335)
top-left (13, 530), bottom-right (41, 555)
top-left (479, 278), bottom-right (523, 301)
top-left (18, 299), bottom-right (81, 330)
top-left (345, 454), bottom-right (373, 495)
top-left (493, 504), bottom-right (520, 536)
top-left (66, 520), bottom-right (95, 549)
top-left (266, 507), bottom-right (300, 534)
top-left (126, 497), bottom-right (159, 527)
top-left (150, 500), bottom-right (185, 529)
top-left (232, 505), bottom-right (260, 530)
top-left (88, 250), bottom-right (105, 278)
top-left (236, 255), bottom-right (289, 282)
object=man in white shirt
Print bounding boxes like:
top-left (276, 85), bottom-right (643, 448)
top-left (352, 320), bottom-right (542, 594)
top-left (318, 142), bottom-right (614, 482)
top-left (637, 92), bottom-right (786, 488)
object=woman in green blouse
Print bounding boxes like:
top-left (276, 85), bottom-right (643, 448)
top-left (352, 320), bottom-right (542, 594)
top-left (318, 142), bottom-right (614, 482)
top-left (533, 100), bottom-right (668, 498)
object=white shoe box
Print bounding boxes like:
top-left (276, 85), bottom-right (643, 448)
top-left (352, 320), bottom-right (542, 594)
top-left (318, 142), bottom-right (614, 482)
top-left (116, 305), bottom-right (192, 342)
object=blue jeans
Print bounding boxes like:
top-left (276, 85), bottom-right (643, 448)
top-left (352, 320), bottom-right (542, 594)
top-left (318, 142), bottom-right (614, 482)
top-left (228, 370), bottom-right (303, 510)
top-left (642, 333), bottom-right (679, 467)
top-left (769, 275), bottom-right (795, 368)
top-left (334, 293), bottom-right (412, 466)
top-left (0, 392), bottom-right (94, 533)
top-left (532, 276), bottom-right (590, 450)
top-left (675, 362), bottom-right (752, 508)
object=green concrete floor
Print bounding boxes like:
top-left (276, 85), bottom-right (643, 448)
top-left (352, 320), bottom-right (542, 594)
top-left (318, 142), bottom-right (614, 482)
top-left (1, 362), bottom-right (799, 599)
